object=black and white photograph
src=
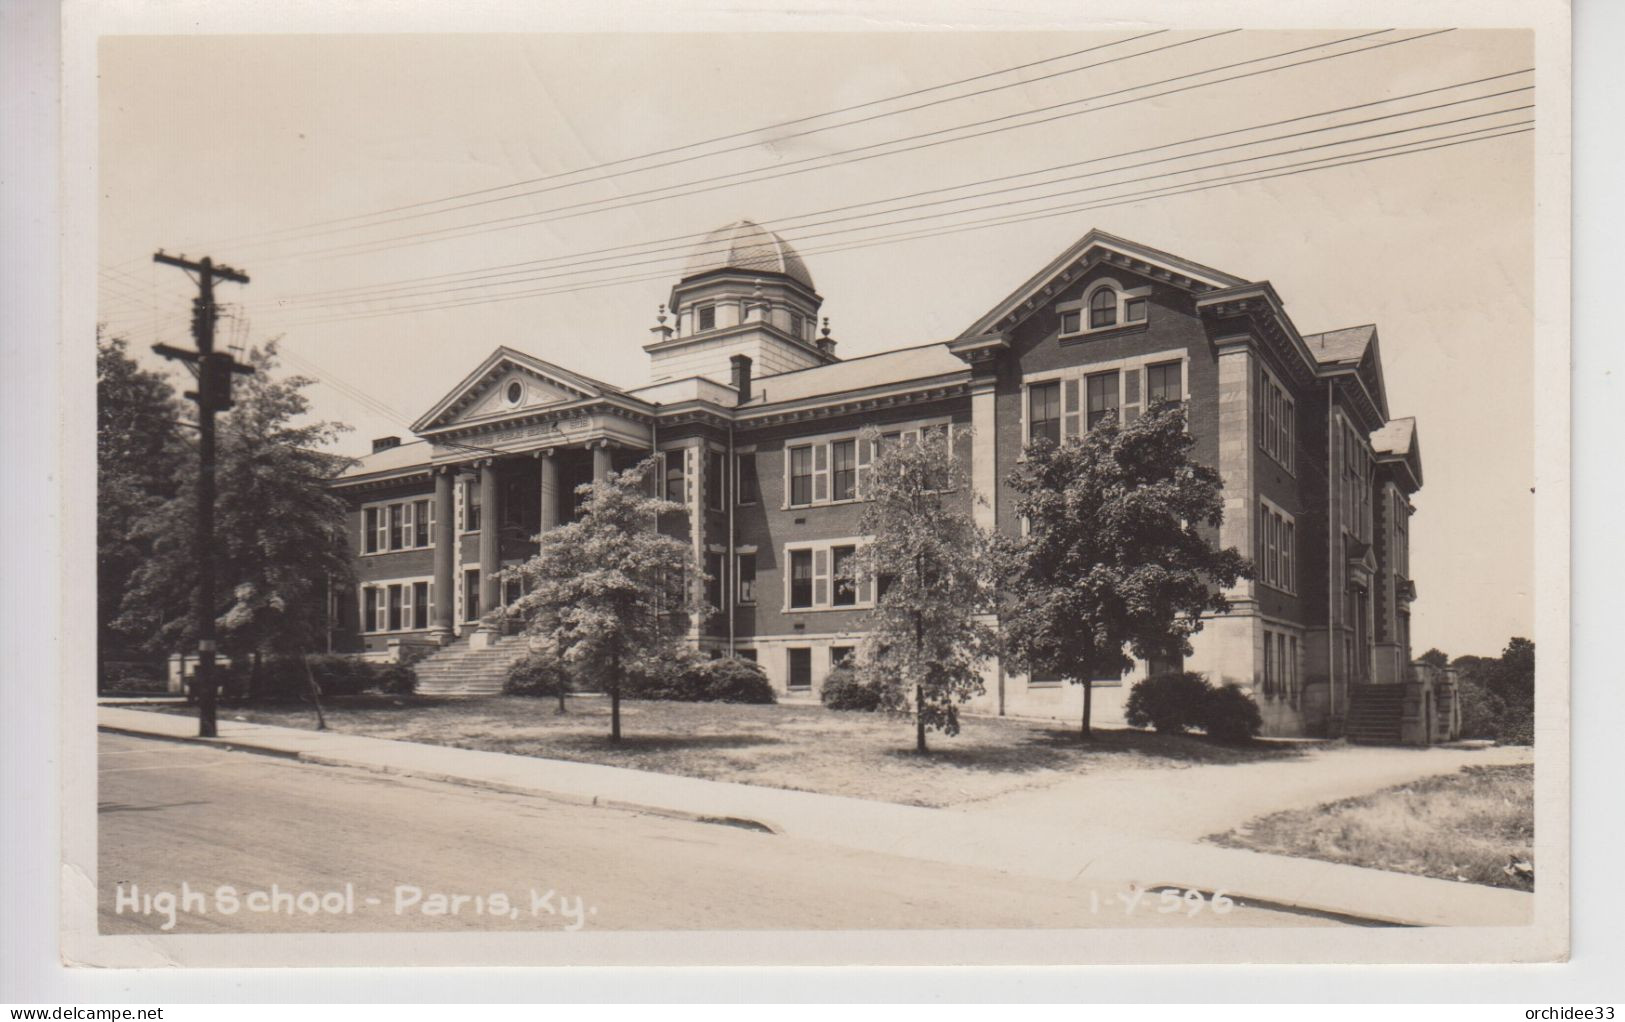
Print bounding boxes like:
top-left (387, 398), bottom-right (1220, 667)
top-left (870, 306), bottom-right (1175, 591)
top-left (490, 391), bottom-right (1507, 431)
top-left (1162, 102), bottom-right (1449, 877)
top-left (10, 0), bottom-right (1594, 993)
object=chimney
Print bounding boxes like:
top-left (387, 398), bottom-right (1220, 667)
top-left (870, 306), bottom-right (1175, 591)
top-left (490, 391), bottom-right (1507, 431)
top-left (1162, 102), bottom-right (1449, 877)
top-left (371, 436), bottom-right (402, 454)
top-left (730, 354), bottom-right (753, 402)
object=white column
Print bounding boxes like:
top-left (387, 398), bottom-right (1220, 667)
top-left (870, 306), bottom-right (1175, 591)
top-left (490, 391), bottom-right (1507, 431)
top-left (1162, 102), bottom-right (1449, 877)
top-left (969, 378), bottom-right (997, 530)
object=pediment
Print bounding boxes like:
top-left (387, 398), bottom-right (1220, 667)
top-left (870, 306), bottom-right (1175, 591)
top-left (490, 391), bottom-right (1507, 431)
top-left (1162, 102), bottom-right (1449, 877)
top-left (412, 347), bottom-right (613, 434)
top-left (957, 229), bottom-right (1249, 342)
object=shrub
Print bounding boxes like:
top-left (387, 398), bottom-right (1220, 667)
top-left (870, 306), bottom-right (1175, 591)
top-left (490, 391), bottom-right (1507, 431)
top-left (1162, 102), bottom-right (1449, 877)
top-left (1124, 671), bottom-right (1212, 734)
top-left (1202, 683), bottom-right (1263, 743)
top-left (693, 656), bottom-right (776, 704)
top-left (820, 665), bottom-right (883, 711)
top-left (506, 652), bottom-right (572, 699)
top-left (624, 650), bottom-right (775, 703)
top-left (1456, 676), bottom-right (1533, 745)
top-left (623, 647), bottom-right (705, 700)
top-left (99, 661), bottom-right (168, 695)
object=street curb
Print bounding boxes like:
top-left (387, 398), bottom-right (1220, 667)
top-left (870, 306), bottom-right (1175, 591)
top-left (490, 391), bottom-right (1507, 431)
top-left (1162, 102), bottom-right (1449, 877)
top-left (100, 723), bottom-right (787, 835)
top-left (98, 716), bottom-right (1532, 927)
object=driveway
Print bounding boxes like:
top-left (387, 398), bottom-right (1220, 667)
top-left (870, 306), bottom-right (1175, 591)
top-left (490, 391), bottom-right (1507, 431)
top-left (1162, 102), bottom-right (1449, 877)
top-left (965, 738), bottom-right (1535, 842)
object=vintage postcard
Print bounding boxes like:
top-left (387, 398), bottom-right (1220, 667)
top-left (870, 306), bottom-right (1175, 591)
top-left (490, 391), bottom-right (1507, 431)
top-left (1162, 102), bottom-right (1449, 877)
top-left (55, 0), bottom-right (1571, 972)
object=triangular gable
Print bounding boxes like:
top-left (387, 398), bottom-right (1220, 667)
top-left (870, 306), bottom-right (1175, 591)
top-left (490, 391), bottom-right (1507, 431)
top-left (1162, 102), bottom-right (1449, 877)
top-left (957, 228), bottom-right (1249, 341)
top-left (412, 346), bottom-right (618, 433)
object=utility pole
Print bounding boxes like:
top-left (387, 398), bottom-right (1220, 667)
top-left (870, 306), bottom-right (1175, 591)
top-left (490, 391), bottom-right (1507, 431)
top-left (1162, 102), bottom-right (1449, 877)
top-left (151, 252), bottom-right (253, 738)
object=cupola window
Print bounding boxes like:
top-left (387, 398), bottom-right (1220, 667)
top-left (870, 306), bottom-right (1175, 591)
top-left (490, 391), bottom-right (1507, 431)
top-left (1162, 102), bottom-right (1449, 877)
top-left (697, 304), bottom-right (716, 332)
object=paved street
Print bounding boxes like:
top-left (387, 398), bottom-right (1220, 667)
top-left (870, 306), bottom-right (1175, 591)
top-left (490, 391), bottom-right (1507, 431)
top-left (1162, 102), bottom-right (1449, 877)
top-left (99, 732), bottom-right (1333, 934)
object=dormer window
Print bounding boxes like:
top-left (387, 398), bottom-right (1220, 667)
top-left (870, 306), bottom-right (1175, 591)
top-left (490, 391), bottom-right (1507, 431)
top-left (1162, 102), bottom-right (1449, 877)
top-left (697, 304), bottom-right (716, 332)
top-left (1060, 280), bottom-right (1154, 338)
top-left (1089, 288), bottom-right (1117, 329)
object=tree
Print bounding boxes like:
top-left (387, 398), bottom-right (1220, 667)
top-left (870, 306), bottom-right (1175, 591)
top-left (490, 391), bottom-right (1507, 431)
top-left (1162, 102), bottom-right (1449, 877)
top-left (852, 425), bottom-right (999, 754)
top-left (116, 340), bottom-right (355, 692)
top-left (1417, 647), bottom-right (1449, 668)
top-left (997, 403), bottom-right (1249, 739)
top-left (504, 459), bottom-right (701, 742)
top-left (97, 331), bottom-right (187, 673)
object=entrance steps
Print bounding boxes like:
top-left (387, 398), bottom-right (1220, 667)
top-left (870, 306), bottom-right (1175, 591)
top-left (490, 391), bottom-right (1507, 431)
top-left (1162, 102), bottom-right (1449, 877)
top-left (411, 635), bottom-right (526, 696)
top-left (1346, 683), bottom-right (1406, 744)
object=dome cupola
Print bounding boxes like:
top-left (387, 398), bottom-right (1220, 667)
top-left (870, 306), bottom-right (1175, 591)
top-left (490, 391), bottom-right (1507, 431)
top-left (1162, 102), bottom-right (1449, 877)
top-left (645, 219), bottom-right (833, 386)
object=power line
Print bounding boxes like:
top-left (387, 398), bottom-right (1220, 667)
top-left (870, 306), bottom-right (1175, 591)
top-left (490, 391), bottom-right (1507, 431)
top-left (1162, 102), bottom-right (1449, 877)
top-left (261, 91), bottom-right (1533, 315)
top-left (265, 29), bottom-right (1427, 265)
top-left (257, 109), bottom-right (1533, 322)
top-left (195, 31), bottom-right (1176, 255)
top-left (264, 69), bottom-right (1529, 310)
top-left (262, 122), bottom-right (1530, 332)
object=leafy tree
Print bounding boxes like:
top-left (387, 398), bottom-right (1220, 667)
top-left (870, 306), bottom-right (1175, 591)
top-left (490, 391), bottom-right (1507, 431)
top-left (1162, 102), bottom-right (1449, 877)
top-left (116, 340), bottom-right (355, 692)
top-left (1417, 647), bottom-right (1449, 668)
top-left (851, 425), bottom-right (999, 754)
top-left (998, 403), bottom-right (1248, 739)
top-left (504, 459), bottom-right (701, 742)
top-left (97, 331), bottom-right (187, 671)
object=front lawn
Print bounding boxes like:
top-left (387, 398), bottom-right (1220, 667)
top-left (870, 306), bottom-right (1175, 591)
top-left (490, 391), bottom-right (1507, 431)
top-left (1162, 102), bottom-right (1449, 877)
top-left (165, 693), bottom-right (1304, 807)
top-left (1208, 764), bottom-right (1535, 891)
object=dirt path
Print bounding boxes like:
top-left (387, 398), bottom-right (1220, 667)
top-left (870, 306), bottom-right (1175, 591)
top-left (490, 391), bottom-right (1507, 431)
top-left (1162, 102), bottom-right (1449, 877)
top-left (964, 740), bottom-right (1534, 842)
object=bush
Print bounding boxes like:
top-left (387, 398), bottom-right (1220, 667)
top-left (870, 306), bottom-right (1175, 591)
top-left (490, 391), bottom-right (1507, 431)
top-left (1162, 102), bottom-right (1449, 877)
top-left (1202, 683), bottom-right (1263, 743)
top-left (1456, 676), bottom-right (1533, 745)
top-left (820, 665), bottom-right (883, 711)
top-left (624, 650), bottom-right (775, 704)
top-left (1125, 671), bottom-right (1212, 734)
top-left (207, 654), bottom-right (414, 702)
top-left (99, 660), bottom-right (168, 695)
top-left (506, 652), bottom-right (572, 699)
top-left (623, 647), bottom-right (705, 700)
top-left (692, 656), bottom-right (776, 704)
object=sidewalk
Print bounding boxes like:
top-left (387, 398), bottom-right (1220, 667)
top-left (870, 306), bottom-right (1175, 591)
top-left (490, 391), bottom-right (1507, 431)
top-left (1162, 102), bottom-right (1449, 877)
top-left (99, 706), bottom-right (1534, 928)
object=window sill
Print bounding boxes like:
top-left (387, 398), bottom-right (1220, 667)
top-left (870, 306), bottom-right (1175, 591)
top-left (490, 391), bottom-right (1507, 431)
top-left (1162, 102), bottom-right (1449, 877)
top-left (1257, 582), bottom-right (1297, 597)
top-left (784, 604), bottom-right (875, 614)
top-left (1059, 321), bottom-right (1149, 345)
top-left (783, 497), bottom-right (866, 512)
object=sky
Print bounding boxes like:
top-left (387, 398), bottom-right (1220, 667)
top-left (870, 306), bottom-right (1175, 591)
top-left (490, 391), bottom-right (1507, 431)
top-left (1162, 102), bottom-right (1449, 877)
top-left (95, 29), bottom-right (1536, 658)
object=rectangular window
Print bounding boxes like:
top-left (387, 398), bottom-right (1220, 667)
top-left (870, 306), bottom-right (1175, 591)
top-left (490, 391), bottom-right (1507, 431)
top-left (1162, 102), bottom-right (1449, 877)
top-left (737, 552), bottom-right (756, 604)
top-left (413, 499), bottom-right (431, 547)
top-left (387, 584), bottom-right (403, 631)
top-left (412, 581), bottom-right (430, 630)
top-left (1263, 628), bottom-right (1276, 697)
top-left (363, 587), bottom-right (378, 632)
top-left (1146, 361), bottom-right (1182, 407)
top-left (831, 545), bottom-right (857, 606)
top-left (830, 646), bottom-right (854, 669)
top-left (706, 451), bottom-right (725, 511)
top-left (790, 311), bottom-right (804, 340)
top-left (1060, 309), bottom-right (1082, 335)
top-left (466, 482), bottom-right (482, 532)
top-left (664, 451), bottom-right (686, 504)
top-left (789, 445), bottom-right (814, 507)
top-left (789, 549), bottom-right (814, 609)
top-left (1029, 381), bottom-right (1061, 446)
top-left (704, 551), bottom-right (723, 609)
top-left (388, 504), bottom-right (403, 551)
top-left (697, 304), bottom-right (716, 331)
top-left (1086, 370), bottom-right (1119, 430)
top-left (831, 439), bottom-right (857, 502)
top-left (464, 569), bottom-right (480, 622)
top-left (736, 454), bottom-right (759, 505)
top-left (736, 648), bottom-right (757, 663)
top-left (1287, 635), bottom-right (1299, 701)
top-left (364, 508), bottom-right (380, 554)
top-left (1259, 368), bottom-right (1295, 473)
top-left (1124, 297), bottom-right (1148, 323)
top-left (1258, 501), bottom-right (1296, 593)
top-left (787, 648), bottom-right (812, 691)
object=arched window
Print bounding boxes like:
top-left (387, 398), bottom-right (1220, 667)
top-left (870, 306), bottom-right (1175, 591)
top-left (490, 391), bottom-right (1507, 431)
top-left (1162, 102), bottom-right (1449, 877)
top-left (1088, 287), bottom-right (1117, 329)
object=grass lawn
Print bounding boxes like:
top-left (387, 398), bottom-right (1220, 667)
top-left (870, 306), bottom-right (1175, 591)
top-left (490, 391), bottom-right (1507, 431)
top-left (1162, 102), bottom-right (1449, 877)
top-left (1208, 764), bottom-right (1535, 891)
top-left (160, 693), bottom-right (1305, 807)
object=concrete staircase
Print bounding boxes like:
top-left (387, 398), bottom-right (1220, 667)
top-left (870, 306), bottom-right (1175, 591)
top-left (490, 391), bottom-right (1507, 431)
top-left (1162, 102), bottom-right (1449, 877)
top-left (411, 635), bottom-right (526, 697)
top-left (1345, 684), bottom-right (1405, 744)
